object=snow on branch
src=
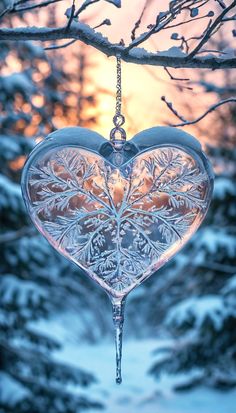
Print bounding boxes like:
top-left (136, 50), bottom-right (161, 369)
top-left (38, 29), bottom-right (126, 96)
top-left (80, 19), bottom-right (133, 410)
top-left (0, 23), bottom-right (235, 69)
top-left (161, 96), bottom-right (236, 126)
top-left (0, 0), bottom-right (235, 69)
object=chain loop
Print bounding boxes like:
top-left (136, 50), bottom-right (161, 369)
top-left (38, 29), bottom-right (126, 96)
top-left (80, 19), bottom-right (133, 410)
top-left (110, 55), bottom-right (126, 148)
top-left (113, 114), bottom-right (125, 127)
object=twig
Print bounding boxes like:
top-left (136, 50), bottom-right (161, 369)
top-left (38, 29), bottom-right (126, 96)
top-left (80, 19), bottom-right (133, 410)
top-left (0, 0), bottom-right (63, 18)
top-left (44, 39), bottom-right (77, 50)
top-left (93, 19), bottom-right (111, 30)
top-left (126, 0), bottom-right (212, 52)
top-left (143, 66), bottom-right (191, 91)
top-left (162, 96), bottom-right (236, 126)
top-left (130, 0), bottom-right (149, 41)
top-left (187, 0), bottom-right (236, 59)
top-left (74, 0), bottom-right (100, 17)
top-left (161, 96), bottom-right (187, 123)
top-left (65, 0), bottom-right (75, 32)
top-left (125, 6), bottom-right (177, 51)
top-left (215, 0), bottom-right (227, 8)
top-left (164, 67), bottom-right (190, 82)
top-left (164, 12), bottom-right (214, 30)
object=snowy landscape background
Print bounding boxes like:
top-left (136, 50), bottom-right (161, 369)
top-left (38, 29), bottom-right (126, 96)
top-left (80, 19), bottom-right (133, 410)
top-left (0, 1), bottom-right (236, 412)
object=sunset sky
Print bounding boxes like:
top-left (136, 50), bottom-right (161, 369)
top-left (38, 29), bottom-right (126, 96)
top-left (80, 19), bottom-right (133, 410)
top-left (5, 0), bottom-right (235, 144)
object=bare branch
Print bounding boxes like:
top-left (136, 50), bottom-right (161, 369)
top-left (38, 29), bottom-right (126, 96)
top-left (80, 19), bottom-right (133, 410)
top-left (65, 0), bottom-right (75, 32)
top-left (125, 6), bottom-right (176, 51)
top-left (130, 0), bottom-right (148, 41)
top-left (44, 17), bottom-right (111, 49)
top-left (0, 0), bottom-right (63, 18)
top-left (143, 66), bottom-right (192, 91)
top-left (161, 96), bottom-right (187, 123)
top-left (0, 0), bottom-right (235, 69)
top-left (164, 12), bottom-right (214, 30)
top-left (164, 67), bottom-right (190, 82)
top-left (93, 18), bottom-right (111, 29)
top-left (0, 23), bottom-right (235, 69)
top-left (44, 39), bottom-right (77, 50)
top-left (215, 0), bottom-right (227, 9)
top-left (187, 0), bottom-right (236, 58)
top-left (74, 0), bottom-right (100, 17)
top-left (162, 96), bottom-right (236, 127)
top-left (125, 0), bottom-right (212, 52)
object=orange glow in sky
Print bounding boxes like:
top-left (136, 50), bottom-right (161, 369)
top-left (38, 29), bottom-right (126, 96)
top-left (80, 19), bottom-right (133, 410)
top-left (3, 0), bottom-right (235, 146)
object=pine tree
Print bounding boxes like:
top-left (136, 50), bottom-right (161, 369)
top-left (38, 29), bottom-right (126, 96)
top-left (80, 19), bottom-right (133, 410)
top-left (0, 38), bottom-right (103, 413)
top-left (149, 76), bottom-right (236, 391)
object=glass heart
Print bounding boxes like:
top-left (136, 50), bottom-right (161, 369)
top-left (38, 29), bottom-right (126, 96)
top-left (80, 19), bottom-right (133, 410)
top-left (21, 126), bottom-right (214, 383)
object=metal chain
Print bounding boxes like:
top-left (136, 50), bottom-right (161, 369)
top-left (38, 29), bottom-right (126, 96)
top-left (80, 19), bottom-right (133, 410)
top-left (110, 55), bottom-right (126, 146)
top-left (115, 55), bottom-right (122, 118)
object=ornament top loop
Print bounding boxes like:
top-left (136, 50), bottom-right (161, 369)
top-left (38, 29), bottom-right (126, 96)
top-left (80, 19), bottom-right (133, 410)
top-left (110, 126), bottom-right (126, 142)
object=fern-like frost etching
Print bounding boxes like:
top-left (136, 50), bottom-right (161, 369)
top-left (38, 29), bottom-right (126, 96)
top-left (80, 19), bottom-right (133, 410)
top-left (27, 146), bottom-right (209, 295)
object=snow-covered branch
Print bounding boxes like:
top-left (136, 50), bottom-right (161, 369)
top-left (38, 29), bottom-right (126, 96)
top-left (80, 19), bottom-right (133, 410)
top-left (162, 96), bottom-right (236, 126)
top-left (0, 23), bottom-right (235, 69)
top-left (0, 0), bottom-right (236, 69)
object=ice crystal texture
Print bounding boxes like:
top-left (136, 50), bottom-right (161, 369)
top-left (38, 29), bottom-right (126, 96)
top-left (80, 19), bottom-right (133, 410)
top-left (26, 146), bottom-right (210, 297)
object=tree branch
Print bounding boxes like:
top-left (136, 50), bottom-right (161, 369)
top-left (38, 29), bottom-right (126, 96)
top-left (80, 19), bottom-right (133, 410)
top-left (44, 39), bottom-right (76, 50)
top-left (162, 96), bottom-right (236, 126)
top-left (0, 0), bottom-right (63, 17)
top-left (187, 0), bottom-right (236, 58)
top-left (0, 23), bottom-right (235, 68)
top-left (65, 0), bottom-right (75, 32)
top-left (74, 0), bottom-right (100, 17)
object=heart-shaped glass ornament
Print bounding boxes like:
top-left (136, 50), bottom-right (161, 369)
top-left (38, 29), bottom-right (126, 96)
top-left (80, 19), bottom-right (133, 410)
top-left (21, 126), bottom-right (214, 383)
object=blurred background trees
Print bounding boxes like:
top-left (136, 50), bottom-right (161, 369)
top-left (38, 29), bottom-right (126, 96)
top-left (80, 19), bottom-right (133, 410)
top-left (0, 20), bottom-right (105, 412)
top-left (147, 62), bottom-right (236, 390)
top-left (150, 132), bottom-right (236, 391)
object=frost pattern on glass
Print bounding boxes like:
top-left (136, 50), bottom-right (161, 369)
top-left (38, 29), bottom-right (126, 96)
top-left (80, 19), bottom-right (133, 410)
top-left (27, 147), bottom-right (209, 296)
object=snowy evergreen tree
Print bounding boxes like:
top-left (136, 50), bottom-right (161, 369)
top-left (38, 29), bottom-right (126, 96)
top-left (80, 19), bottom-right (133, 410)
top-left (149, 78), bottom-right (236, 391)
top-left (0, 36), bottom-right (104, 413)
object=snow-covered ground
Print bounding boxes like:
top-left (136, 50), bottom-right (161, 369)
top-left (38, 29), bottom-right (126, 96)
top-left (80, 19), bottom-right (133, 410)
top-left (54, 338), bottom-right (236, 413)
